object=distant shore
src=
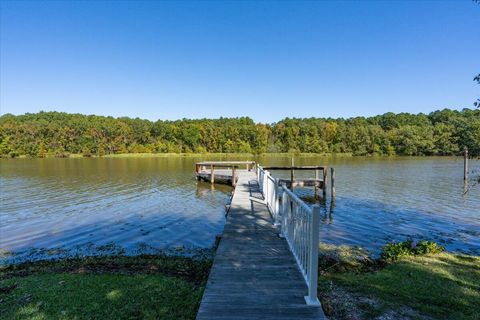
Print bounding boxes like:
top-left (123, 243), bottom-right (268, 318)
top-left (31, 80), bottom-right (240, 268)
top-left (2, 110), bottom-right (479, 159)
top-left (4, 152), bottom-right (353, 159)
top-left (1, 152), bottom-right (472, 159)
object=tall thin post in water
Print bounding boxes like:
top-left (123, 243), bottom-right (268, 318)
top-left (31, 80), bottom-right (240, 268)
top-left (290, 157), bottom-right (295, 190)
top-left (314, 169), bottom-right (319, 199)
top-left (210, 164), bottom-right (215, 184)
top-left (331, 167), bottom-right (336, 201)
top-left (322, 168), bottom-right (327, 200)
top-left (464, 147), bottom-right (469, 182)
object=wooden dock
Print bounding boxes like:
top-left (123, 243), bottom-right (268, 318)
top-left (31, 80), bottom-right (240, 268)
top-left (196, 170), bottom-right (326, 320)
top-left (195, 161), bottom-right (255, 186)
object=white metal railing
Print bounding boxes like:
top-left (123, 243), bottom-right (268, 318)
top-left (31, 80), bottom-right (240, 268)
top-left (256, 165), bottom-right (280, 224)
top-left (255, 165), bottom-right (320, 306)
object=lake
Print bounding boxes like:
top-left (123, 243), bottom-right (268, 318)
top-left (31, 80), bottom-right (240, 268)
top-left (1, 155), bottom-right (479, 264)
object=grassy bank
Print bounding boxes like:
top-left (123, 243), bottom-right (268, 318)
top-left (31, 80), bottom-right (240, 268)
top-left (318, 243), bottom-right (480, 320)
top-left (3, 244), bottom-right (478, 320)
top-left (0, 255), bottom-right (212, 320)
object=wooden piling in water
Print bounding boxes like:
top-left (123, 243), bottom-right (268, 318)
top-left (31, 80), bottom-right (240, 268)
top-left (290, 157), bottom-right (295, 190)
top-left (331, 167), bottom-right (335, 200)
top-left (464, 147), bottom-right (469, 182)
top-left (210, 164), bottom-right (215, 184)
top-left (232, 166), bottom-right (236, 187)
top-left (322, 168), bottom-right (327, 199)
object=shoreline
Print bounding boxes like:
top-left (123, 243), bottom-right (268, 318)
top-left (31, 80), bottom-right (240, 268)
top-left (1, 243), bottom-right (478, 320)
top-left (1, 152), bottom-right (474, 159)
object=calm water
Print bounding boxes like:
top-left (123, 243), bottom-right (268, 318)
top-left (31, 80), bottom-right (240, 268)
top-left (1, 156), bottom-right (479, 263)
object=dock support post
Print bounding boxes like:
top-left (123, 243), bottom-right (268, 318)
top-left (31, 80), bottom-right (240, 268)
top-left (232, 166), bottom-right (236, 187)
top-left (464, 147), bottom-right (469, 182)
top-left (210, 165), bottom-right (215, 184)
top-left (290, 157), bottom-right (295, 190)
top-left (305, 205), bottom-right (320, 306)
top-left (322, 168), bottom-right (327, 199)
top-left (331, 167), bottom-right (335, 201)
top-left (314, 169), bottom-right (319, 199)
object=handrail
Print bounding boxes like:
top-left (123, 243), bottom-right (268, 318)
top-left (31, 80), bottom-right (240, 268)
top-left (281, 186), bottom-right (320, 306)
top-left (256, 165), bottom-right (320, 306)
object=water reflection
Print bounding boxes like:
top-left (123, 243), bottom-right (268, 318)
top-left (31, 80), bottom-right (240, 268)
top-left (1, 155), bottom-right (479, 264)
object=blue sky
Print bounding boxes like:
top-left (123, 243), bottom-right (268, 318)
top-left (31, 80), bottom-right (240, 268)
top-left (1, 1), bottom-right (479, 123)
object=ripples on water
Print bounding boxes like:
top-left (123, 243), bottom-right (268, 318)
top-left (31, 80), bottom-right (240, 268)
top-left (0, 158), bottom-right (231, 264)
top-left (271, 156), bottom-right (480, 255)
top-left (0, 156), bottom-right (479, 264)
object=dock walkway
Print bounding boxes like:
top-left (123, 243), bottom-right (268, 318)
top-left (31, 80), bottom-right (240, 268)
top-left (196, 171), bottom-right (325, 320)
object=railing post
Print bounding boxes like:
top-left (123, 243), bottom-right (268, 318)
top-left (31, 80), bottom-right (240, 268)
top-left (280, 187), bottom-right (288, 238)
top-left (263, 170), bottom-right (269, 197)
top-left (274, 178), bottom-right (281, 226)
top-left (304, 205), bottom-right (320, 306)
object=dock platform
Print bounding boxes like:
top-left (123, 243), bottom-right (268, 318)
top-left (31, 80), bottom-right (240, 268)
top-left (195, 161), bottom-right (255, 186)
top-left (196, 170), bottom-right (326, 320)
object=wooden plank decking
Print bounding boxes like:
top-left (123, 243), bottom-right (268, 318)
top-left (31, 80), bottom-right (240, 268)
top-left (196, 171), bottom-right (326, 320)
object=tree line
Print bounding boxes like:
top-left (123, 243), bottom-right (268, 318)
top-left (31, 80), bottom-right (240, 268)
top-left (0, 108), bottom-right (479, 158)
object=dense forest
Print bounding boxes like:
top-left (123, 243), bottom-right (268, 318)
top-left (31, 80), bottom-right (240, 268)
top-left (0, 108), bottom-right (479, 158)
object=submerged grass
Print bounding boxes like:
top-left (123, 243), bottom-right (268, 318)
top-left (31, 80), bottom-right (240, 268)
top-left (318, 244), bottom-right (480, 320)
top-left (0, 254), bottom-right (212, 320)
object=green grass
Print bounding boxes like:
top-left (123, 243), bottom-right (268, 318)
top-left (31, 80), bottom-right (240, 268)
top-left (0, 255), bottom-right (212, 320)
top-left (321, 252), bottom-right (480, 319)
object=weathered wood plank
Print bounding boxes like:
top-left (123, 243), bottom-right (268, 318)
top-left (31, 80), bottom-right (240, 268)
top-left (196, 171), bottom-right (325, 320)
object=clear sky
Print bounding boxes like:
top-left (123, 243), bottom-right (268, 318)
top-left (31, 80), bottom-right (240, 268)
top-left (1, 1), bottom-right (479, 123)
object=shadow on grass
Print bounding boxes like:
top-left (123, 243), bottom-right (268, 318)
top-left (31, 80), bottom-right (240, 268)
top-left (0, 255), bottom-right (211, 320)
